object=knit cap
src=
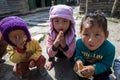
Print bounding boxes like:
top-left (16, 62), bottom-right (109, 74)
top-left (0, 16), bottom-right (31, 46)
top-left (49, 4), bottom-right (75, 45)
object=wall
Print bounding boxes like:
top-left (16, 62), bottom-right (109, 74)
top-left (0, 0), bottom-right (29, 18)
top-left (79, 0), bottom-right (120, 16)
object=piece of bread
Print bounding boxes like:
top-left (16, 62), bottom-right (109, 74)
top-left (75, 63), bottom-right (94, 80)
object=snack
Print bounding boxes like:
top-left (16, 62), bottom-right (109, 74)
top-left (75, 63), bottom-right (94, 80)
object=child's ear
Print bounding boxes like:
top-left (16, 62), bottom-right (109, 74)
top-left (105, 31), bottom-right (109, 39)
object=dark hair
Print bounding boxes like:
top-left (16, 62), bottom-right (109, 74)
top-left (80, 12), bottom-right (107, 36)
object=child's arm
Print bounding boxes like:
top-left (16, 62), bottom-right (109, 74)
top-left (74, 60), bottom-right (94, 79)
top-left (93, 48), bottom-right (115, 75)
top-left (62, 37), bottom-right (76, 58)
top-left (74, 60), bottom-right (83, 72)
top-left (29, 39), bottom-right (42, 61)
top-left (7, 45), bottom-right (24, 63)
top-left (46, 35), bottom-right (58, 57)
top-left (80, 65), bottom-right (94, 79)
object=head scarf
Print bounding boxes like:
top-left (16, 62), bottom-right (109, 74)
top-left (0, 16), bottom-right (31, 46)
top-left (49, 4), bottom-right (75, 45)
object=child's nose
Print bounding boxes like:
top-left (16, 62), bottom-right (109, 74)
top-left (58, 22), bottom-right (63, 27)
top-left (88, 36), bottom-right (95, 42)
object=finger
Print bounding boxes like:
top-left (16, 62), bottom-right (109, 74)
top-left (77, 63), bottom-right (80, 70)
top-left (59, 31), bottom-right (64, 36)
top-left (73, 64), bottom-right (77, 71)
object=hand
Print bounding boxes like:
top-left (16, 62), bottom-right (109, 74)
top-left (80, 65), bottom-right (95, 78)
top-left (25, 50), bottom-right (33, 58)
top-left (74, 60), bottom-right (83, 72)
top-left (59, 31), bottom-right (66, 48)
top-left (29, 60), bottom-right (35, 68)
top-left (53, 31), bottom-right (62, 47)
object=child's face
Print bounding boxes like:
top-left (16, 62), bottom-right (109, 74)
top-left (52, 17), bottom-right (70, 33)
top-left (80, 23), bottom-right (108, 51)
top-left (8, 29), bottom-right (27, 47)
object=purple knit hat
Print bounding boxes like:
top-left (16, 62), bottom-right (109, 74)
top-left (0, 16), bottom-right (31, 47)
top-left (49, 4), bottom-right (75, 45)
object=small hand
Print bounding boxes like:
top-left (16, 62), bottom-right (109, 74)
top-left (74, 60), bottom-right (83, 72)
top-left (53, 31), bottom-right (62, 47)
top-left (59, 31), bottom-right (66, 48)
top-left (80, 65), bottom-right (95, 78)
top-left (29, 60), bottom-right (35, 68)
top-left (25, 50), bottom-right (33, 58)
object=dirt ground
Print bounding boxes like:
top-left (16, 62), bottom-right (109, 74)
top-left (107, 20), bottom-right (120, 58)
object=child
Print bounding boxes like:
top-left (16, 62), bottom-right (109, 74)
top-left (74, 12), bottom-right (115, 80)
top-left (113, 56), bottom-right (120, 80)
top-left (0, 16), bottom-right (46, 77)
top-left (0, 31), bottom-right (8, 63)
top-left (45, 4), bottom-right (76, 71)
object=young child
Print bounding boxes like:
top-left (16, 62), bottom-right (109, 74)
top-left (113, 56), bottom-right (120, 80)
top-left (74, 12), bottom-right (115, 80)
top-left (0, 16), bottom-right (46, 78)
top-left (0, 31), bottom-right (8, 63)
top-left (45, 4), bottom-right (76, 71)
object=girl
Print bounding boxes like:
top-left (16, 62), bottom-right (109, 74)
top-left (0, 16), bottom-right (46, 78)
top-left (45, 4), bottom-right (76, 71)
top-left (74, 12), bottom-right (115, 80)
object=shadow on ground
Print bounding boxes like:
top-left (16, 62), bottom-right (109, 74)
top-left (0, 63), bottom-right (53, 80)
top-left (48, 58), bottom-right (79, 80)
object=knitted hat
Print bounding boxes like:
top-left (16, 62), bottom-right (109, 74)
top-left (0, 16), bottom-right (31, 46)
top-left (49, 4), bottom-right (75, 45)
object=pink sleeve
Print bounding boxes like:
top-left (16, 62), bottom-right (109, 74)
top-left (64, 38), bottom-right (76, 58)
top-left (46, 35), bottom-right (58, 57)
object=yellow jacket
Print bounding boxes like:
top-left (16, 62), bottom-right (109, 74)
top-left (7, 39), bottom-right (42, 63)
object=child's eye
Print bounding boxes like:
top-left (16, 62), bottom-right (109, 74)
top-left (63, 20), bottom-right (69, 23)
top-left (83, 34), bottom-right (89, 36)
top-left (95, 34), bottom-right (100, 36)
top-left (54, 20), bottom-right (58, 23)
top-left (63, 20), bottom-right (68, 22)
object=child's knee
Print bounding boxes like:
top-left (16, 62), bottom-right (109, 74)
top-left (13, 63), bottom-right (30, 77)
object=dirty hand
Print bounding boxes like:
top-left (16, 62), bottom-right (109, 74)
top-left (53, 31), bottom-right (62, 48)
top-left (80, 65), bottom-right (95, 78)
top-left (59, 31), bottom-right (66, 48)
top-left (73, 60), bottom-right (83, 72)
top-left (29, 60), bottom-right (35, 68)
top-left (25, 50), bottom-right (33, 58)
top-left (23, 51), bottom-right (33, 61)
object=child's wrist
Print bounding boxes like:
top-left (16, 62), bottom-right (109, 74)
top-left (29, 59), bottom-right (36, 64)
top-left (61, 45), bottom-right (69, 52)
top-left (91, 65), bottom-right (95, 75)
top-left (52, 45), bottom-right (58, 51)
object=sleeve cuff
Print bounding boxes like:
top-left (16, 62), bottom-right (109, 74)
top-left (52, 45), bottom-right (58, 51)
top-left (61, 45), bottom-right (69, 52)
